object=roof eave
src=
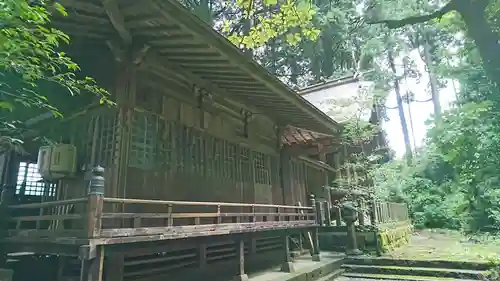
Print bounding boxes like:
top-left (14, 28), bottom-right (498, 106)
top-left (153, 0), bottom-right (341, 134)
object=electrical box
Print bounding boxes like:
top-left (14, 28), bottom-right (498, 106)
top-left (37, 144), bottom-right (77, 180)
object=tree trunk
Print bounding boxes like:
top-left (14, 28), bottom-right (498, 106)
top-left (374, 0), bottom-right (500, 87)
top-left (455, 0), bottom-right (500, 86)
top-left (388, 48), bottom-right (413, 163)
top-left (422, 32), bottom-right (441, 120)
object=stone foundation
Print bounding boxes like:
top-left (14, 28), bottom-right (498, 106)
top-left (318, 222), bottom-right (413, 254)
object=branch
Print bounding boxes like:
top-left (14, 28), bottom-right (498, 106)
top-left (367, 0), bottom-right (456, 29)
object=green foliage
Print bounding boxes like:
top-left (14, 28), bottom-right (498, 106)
top-left (221, 0), bottom-right (320, 49)
top-left (372, 50), bottom-right (500, 232)
top-left (0, 0), bottom-right (109, 152)
top-left (373, 96), bottom-right (500, 232)
top-left (365, 0), bottom-right (500, 233)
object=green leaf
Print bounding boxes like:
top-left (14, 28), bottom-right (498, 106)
top-left (0, 101), bottom-right (14, 111)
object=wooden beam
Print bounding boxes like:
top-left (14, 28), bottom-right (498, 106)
top-left (150, 0), bottom-right (340, 134)
top-left (143, 53), bottom-right (264, 121)
top-left (101, 0), bottom-right (132, 45)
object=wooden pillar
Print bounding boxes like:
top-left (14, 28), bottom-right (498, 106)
top-left (311, 227), bottom-right (321, 261)
top-left (324, 201), bottom-right (332, 226)
top-left (335, 206), bottom-right (342, 226)
top-left (80, 246), bottom-right (104, 281)
top-left (297, 232), bottom-right (303, 252)
top-left (87, 166), bottom-right (104, 238)
top-left (276, 126), bottom-right (290, 205)
top-left (234, 239), bottom-right (248, 281)
top-left (107, 42), bottom-right (148, 219)
top-left (309, 194), bottom-right (320, 261)
top-left (315, 201), bottom-right (323, 227)
top-left (280, 235), bottom-right (295, 272)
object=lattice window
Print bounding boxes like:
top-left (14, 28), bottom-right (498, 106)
top-left (129, 112), bottom-right (157, 169)
top-left (158, 121), bottom-right (175, 169)
top-left (291, 161), bottom-right (304, 183)
top-left (213, 139), bottom-right (222, 177)
top-left (192, 131), bottom-right (203, 174)
top-left (183, 127), bottom-right (193, 172)
top-left (97, 114), bottom-right (118, 166)
top-left (239, 147), bottom-right (250, 182)
top-left (205, 136), bottom-right (214, 178)
top-left (15, 162), bottom-right (55, 197)
top-left (224, 142), bottom-right (236, 180)
top-left (185, 127), bottom-right (203, 173)
top-left (253, 151), bottom-right (271, 185)
top-left (173, 122), bottom-right (185, 171)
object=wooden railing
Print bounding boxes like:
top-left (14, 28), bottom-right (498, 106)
top-left (373, 201), bottom-right (409, 225)
top-left (4, 195), bottom-right (317, 241)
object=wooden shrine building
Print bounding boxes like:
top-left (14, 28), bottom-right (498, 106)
top-left (0, 1), bottom-right (345, 281)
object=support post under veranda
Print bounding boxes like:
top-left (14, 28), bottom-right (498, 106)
top-left (233, 238), bottom-right (249, 281)
top-left (79, 245), bottom-right (104, 281)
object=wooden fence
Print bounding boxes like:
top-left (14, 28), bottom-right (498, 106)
top-left (372, 201), bottom-right (409, 225)
top-left (5, 195), bottom-right (316, 242)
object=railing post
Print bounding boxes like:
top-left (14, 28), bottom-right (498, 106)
top-left (167, 204), bottom-right (173, 226)
top-left (324, 201), bottom-right (332, 226)
top-left (309, 194), bottom-right (317, 223)
top-left (335, 206), bottom-right (342, 226)
top-left (315, 201), bottom-right (322, 226)
top-left (309, 194), bottom-right (320, 262)
top-left (87, 166), bottom-right (104, 238)
top-left (216, 205), bottom-right (222, 224)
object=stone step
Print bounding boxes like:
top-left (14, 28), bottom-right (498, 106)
top-left (345, 265), bottom-right (485, 279)
top-left (315, 269), bottom-right (345, 281)
top-left (341, 264), bottom-right (486, 280)
top-left (340, 272), bottom-right (479, 281)
top-left (345, 258), bottom-right (490, 271)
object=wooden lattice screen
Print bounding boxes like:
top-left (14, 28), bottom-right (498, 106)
top-left (129, 112), bottom-right (158, 169)
top-left (127, 111), bottom-right (274, 185)
top-left (54, 108), bottom-right (119, 168)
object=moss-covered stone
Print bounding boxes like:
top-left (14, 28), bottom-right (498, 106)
top-left (377, 221), bottom-right (413, 253)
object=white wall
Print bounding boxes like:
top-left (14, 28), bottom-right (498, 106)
top-left (301, 80), bottom-right (374, 123)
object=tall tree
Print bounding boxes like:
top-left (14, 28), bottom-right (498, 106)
top-left (369, 0), bottom-right (500, 87)
top-left (388, 46), bottom-right (413, 163)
